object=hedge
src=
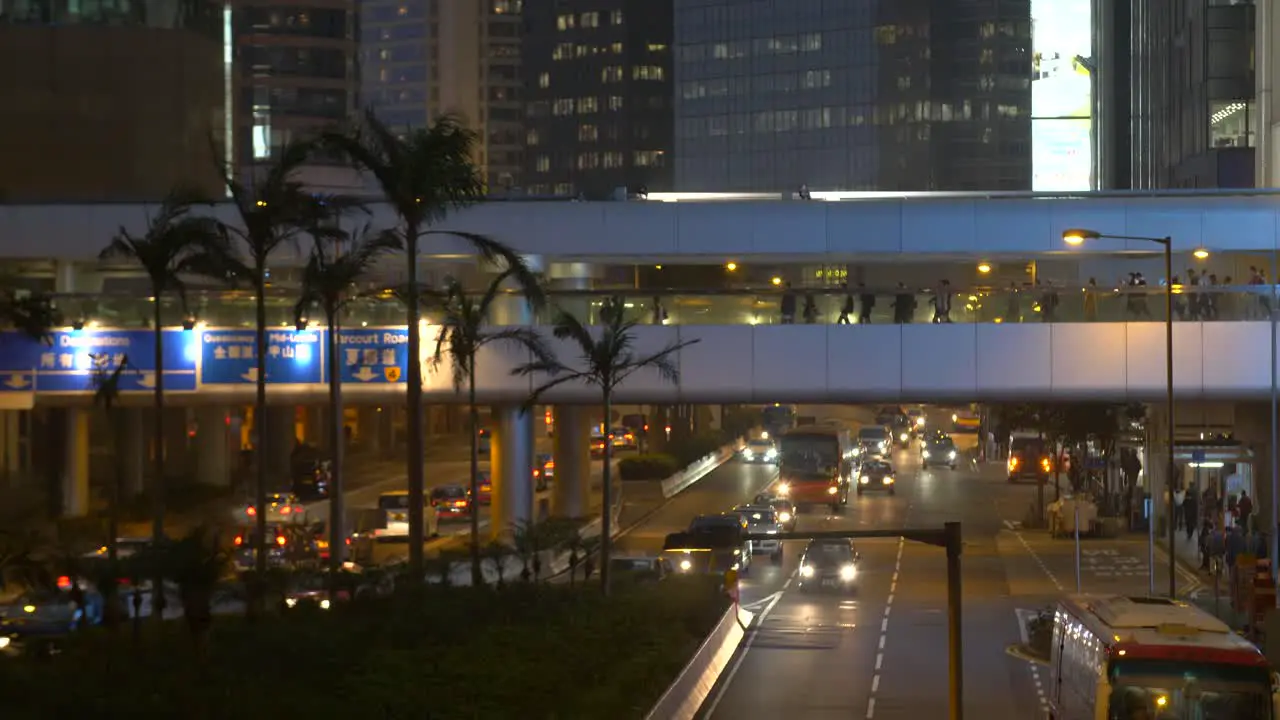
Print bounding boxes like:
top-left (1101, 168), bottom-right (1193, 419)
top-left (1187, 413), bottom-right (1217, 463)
top-left (0, 577), bottom-right (728, 720)
top-left (619, 453), bottom-right (682, 480)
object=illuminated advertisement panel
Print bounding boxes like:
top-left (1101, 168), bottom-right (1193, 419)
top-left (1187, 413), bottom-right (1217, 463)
top-left (1031, 0), bottom-right (1093, 191)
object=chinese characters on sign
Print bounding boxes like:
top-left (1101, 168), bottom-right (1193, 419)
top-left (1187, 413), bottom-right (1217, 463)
top-left (0, 329), bottom-right (197, 393)
top-left (337, 328), bottom-right (409, 384)
top-left (200, 330), bottom-right (323, 385)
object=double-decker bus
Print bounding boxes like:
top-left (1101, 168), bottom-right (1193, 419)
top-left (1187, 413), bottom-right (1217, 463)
top-left (777, 424), bottom-right (852, 513)
top-left (1008, 430), bottom-right (1053, 484)
top-left (1048, 594), bottom-right (1278, 720)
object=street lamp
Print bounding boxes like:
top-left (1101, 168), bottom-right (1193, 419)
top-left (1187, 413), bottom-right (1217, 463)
top-left (1062, 228), bottom-right (1176, 598)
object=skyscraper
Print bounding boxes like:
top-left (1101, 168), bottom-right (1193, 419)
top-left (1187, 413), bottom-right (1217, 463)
top-left (522, 0), bottom-right (674, 197)
top-left (672, 0), bottom-right (1033, 193)
top-left (361, 0), bottom-right (523, 189)
top-left (1101, 0), bottom-right (1255, 189)
top-left (230, 0), bottom-right (358, 171)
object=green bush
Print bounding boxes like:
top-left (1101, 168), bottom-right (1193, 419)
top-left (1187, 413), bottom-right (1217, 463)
top-left (665, 433), bottom-right (726, 466)
top-left (0, 577), bottom-right (728, 720)
top-left (619, 453), bottom-right (681, 480)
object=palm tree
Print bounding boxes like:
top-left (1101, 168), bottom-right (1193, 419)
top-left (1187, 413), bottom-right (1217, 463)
top-left (88, 352), bottom-right (131, 630)
top-left (514, 309), bottom-right (699, 596)
top-left (212, 139), bottom-right (323, 598)
top-left (144, 526), bottom-right (232, 657)
top-left (99, 191), bottom-right (225, 619)
top-left (323, 111), bottom-right (540, 581)
top-left (294, 224), bottom-right (400, 593)
top-left (430, 270), bottom-right (549, 586)
top-left (0, 289), bottom-right (57, 343)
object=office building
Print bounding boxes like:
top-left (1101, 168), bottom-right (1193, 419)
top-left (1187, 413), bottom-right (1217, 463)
top-left (522, 0), bottom-right (674, 197)
top-left (0, 0), bottom-right (224, 202)
top-left (672, 0), bottom-right (1033, 193)
top-left (230, 0), bottom-right (358, 171)
top-left (1101, 0), bottom-right (1255, 189)
top-left (361, 0), bottom-right (523, 189)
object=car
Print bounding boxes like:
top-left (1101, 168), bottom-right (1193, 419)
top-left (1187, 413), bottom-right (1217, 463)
top-left (476, 471), bottom-right (493, 505)
top-left (232, 523), bottom-right (321, 571)
top-left (797, 538), bottom-right (860, 593)
top-left (875, 406), bottom-right (906, 427)
top-left (430, 484), bottom-right (472, 520)
top-left (740, 438), bottom-right (778, 464)
top-left (678, 513), bottom-right (753, 575)
top-left (753, 493), bottom-right (797, 531)
top-left (282, 570), bottom-right (361, 610)
top-left (238, 492), bottom-right (306, 524)
top-left (377, 491), bottom-right (442, 536)
top-left (590, 434), bottom-right (608, 458)
top-left (855, 459), bottom-right (897, 496)
top-left (477, 428), bottom-right (492, 455)
top-left (533, 454), bottom-right (554, 491)
top-left (609, 427), bottom-right (638, 450)
top-left (853, 426), bottom-right (891, 457)
top-left (83, 537), bottom-right (152, 560)
top-left (906, 407), bottom-right (926, 432)
top-left (608, 552), bottom-right (669, 584)
top-left (732, 505), bottom-right (784, 563)
top-left (921, 435), bottom-right (959, 470)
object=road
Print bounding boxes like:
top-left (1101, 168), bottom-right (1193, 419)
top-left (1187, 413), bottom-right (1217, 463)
top-left (608, 406), bottom-right (1165, 719)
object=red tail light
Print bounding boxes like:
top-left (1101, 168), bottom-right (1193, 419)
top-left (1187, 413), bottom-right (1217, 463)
top-left (246, 506), bottom-right (257, 516)
top-left (453, 500), bottom-right (467, 508)
top-left (345, 537), bottom-right (351, 545)
top-left (234, 535), bottom-right (243, 546)
top-left (281, 506), bottom-right (292, 514)
top-left (56, 575), bottom-right (72, 591)
top-left (546, 461), bottom-right (555, 469)
top-left (275, 535), bottom-right (287, 546)
top-left (533, 469), bottom-right (541, 477)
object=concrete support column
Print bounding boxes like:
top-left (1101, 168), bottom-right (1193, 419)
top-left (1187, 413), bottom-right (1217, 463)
top-left (118, 409), bottom-right (145, 497)
top-left (195, 407), bottom-right (231, 487)
top-left (1145, 405), bottom-right (1173, 533)
top-left (552, 405), bottom-right (591, 518)
top-left (490, 405), bottom-right (534, 539)
top-left (357, 407), bottom-right (382, 456)
top-left (160, 407), bottom-right (192, 481)
top-left (262, 406), bottom-right (297, 481)
top-left (62, 408), bottom-right (90, 518)
top-left (1235, 402), bottom-right (1275, 536)
top-left (487, 255), bottom-right (543, 325)
top-left (0, 410), bottom-right (21, 486)
top-left (304, 406), bottom-right (325, 449)
top-left (547, 262), bottom-right (599, 323)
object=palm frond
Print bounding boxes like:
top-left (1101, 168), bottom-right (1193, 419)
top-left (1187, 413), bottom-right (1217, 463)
top-left (89, 353), bottom-right (130, 410)
top-left (548, 308), bottom-right (597, 355)
top-left (423, 230), bottom-right (545, 309)
top-left (479, 327), bottom-right (556, 368)
top-left (0, 293), bottom-right (58, 344)
top-left (615, 338), bottom-right (698, 386)
top-left (519, 369), bottom-right (594, 412)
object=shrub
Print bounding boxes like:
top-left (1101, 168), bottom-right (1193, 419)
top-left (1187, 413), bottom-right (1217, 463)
top-left (619, 453), bottom-right (681, 481)
top-left (0, 577), bottom-right (728, 720)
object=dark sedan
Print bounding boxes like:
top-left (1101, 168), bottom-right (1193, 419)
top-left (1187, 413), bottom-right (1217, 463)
top-left (855, 460), bottom-right (896, 496)
top-left (797, 538), bottom-right (860, 593)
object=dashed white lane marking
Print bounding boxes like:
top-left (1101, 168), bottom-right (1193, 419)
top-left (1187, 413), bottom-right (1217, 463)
top-left (1014, 530), bottom-right (1064, 592)
top-left (1030, 664), bottom-right (1048, 710)
top-left (868, 537), bottom-right (905, 719)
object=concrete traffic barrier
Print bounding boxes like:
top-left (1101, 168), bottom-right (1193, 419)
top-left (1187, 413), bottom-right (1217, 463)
top-left (645, 604), bottom-right (754, 720)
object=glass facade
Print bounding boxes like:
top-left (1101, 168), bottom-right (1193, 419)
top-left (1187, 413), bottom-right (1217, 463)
top-left (360, 0), bottom-right (431, 130)
top-left (0, 0), bottom-right (220, 35)
top-left (1128, 0), bottom-right (1255, 188)
top-left (673, 0), bottom-right (1032, 192)
top-left (523, 0), bottom-right (674, 197)
top-left (232, 2), bottom-right (357, 169)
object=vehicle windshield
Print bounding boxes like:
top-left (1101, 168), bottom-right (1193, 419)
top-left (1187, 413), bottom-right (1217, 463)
top-left (266, 494), bottom-right (291, 505)
top-left (1011, 437), bottom-right (1046, 457)
top-left (806, 542), bottom-right (853, 566)
top-left (1106, 660), bottom-right (1272, 720)
top-left (929, 437), bottom-right (955, 448)
top-left (737, 508), bottom-right (778, 525)
top-left (779, 435), bottom-right (840, 474)
top-left (689, 516), bottom-right (739, 532)
top-left (861, 461), bottom-right (892, 474)
top-left (748, 440), bottom-right (774, 450)
top-left (378, 494), bottom-right (410, 510)
top-left (433, 486), bottom-right (467, 499)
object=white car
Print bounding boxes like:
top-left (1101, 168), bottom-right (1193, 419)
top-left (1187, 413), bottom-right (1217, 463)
top-left (741, 439), bottom-right (778, 464)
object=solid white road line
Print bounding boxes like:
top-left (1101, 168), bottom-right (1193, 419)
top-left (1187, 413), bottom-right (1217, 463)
top-left (700, 573), bottom-right (788, 718)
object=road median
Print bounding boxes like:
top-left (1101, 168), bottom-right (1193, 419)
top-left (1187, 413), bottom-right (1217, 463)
top-left (646, 604), bottom-right (755, 720)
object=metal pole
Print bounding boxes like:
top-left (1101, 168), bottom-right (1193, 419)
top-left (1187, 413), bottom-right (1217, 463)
top-left (945, 521), bottom-right (963, 720)
top-left (1270, 248), bottom-right (1278, 602)
top-left (1075, 504), bottom-right (1082, 593)
top-left (1165, 238), bottom-right (1177, 598)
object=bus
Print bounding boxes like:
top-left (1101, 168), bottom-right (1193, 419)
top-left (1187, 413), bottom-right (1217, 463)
top-left (1008, 430), bottom-right (1052, 484)
top-left (1048, 594), bottom-right (1277, 720)
top-left (777, 425), bottom-right (852, 513)
top-left (762, 404), bottom-right (796, 436)
top-left (376, 491), bottom-right (439, 537)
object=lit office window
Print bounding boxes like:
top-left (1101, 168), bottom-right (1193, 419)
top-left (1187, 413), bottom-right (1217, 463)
top-left (601, 66), bottom-right (623, 83)
top-left (580, 12), bottom-right (599, 28)
top-left (578, 124), bottom-right (598, 142)
top-left (578, 96), bottom-right (599, 113)
top-left (608, 96), bottom-right (623, 111)
top-left (611, 10), bottom-right (623, 25)
top-left (557, 14), bottom-right (574, 30)
top-left (535, 155), bottom-right (550, 172)
top-left (538, 72), bottom-right (550, 88)
top-left (634, 150), bottom-right (665, 167)
top-left (633, 66), bottom-right (664, 81)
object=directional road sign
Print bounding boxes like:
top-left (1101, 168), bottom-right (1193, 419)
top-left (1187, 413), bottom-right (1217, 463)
top-left (200, 328), bottom-right (323, 385)
top-left (0, 329), bottom-right (198, 393)
top-left (333, 327), bottom-right (409, 385)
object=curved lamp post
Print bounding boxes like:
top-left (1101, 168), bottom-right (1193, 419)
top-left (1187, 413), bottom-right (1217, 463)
top-left (1062, 228), bottom-right (1177, 598)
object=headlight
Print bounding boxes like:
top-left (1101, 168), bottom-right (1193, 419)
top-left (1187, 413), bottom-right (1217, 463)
top-left (733, 548), bottom-right (741, 555)
top-left (799, 565), bottom-right (814, 578)
top-left (827, 486), bottom-right (838, 495)
top-left (777, 482), bottom-right (790, 494)
top-left (766, 449), bottom-right (777, 459)
top-left (915, 417), bottom-right (925, 427)
top-left (899, 432), bottom-right (909, 443)
top-left (320, 599), bottom-right (331, 610)
top-left (884, 476), bottom-right (895, 484)
top-left (922, 450), bottom-right (931, 459)
top-left (0, 636), bottom-right (9, 649)
top-left (859, 476), bottom-right (870, 484)
top-left (948, 450), bottom-right (956, 459)
top-left (285, 598), bottom-right (298, 609)
top-left (679, 559), bottom-right (692, 571)
top-left (840, 565), bottom-right (857, 581)
top-left (743, 450), bottom-right (754, 459)
top-left (767, 529), bottom-right (778, 535)
top-left (778, 511), bottom-right (792, 523)
top-left (852, 447), bottom-right (861, 456)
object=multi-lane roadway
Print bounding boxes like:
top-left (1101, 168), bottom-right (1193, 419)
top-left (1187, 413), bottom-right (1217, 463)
top-left (607, 409), bottom-right (1171, 719)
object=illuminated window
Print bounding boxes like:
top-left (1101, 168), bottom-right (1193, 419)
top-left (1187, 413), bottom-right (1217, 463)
top-left (554, 183), bottom-right (573, 195)
top-left (633, 66), bottom-right (664, 81)
top-left (535, 155), bottom-right (550, 172)
top-left (553, 43), bottom-right (574, 60)
top-left (801, 69), bottom-right (831, 89)
top-left (557, 14), bottom-right (574, 30)
top-left (578, 124), bottom-right (598, 142)
top-left (647, 43), bottom-right (668, 52)
top-left (601, 66), bottom-right (623, 83)
top-left (608, 96), bottom-right (623, 111)
top-left (538, 72), bottom-right (550, 88)
top-left (576, 152), bottom-right (599, 169)
top-left (611, 42), bottom-right (623, 54)
top-left (611, 10), bottom-right (623, 25)
top-left (634, 150), bottom-right (664, 167)
top-left (578, 96), bottom-right (598, 113)
top-left (580, 12), bottom-right (599, 28)
top-left (1211, 100), bottom-right (1255, 148)
top-left (552, 98), bottom-right (575, 116)
top-left (527, 129), bottom-right (540, 146)
top-left (603, 151), bottom-right (623, 168)
top-left (800, 33), bottom-right (821, 51)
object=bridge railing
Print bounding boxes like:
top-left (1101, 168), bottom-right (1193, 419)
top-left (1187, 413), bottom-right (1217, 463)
top-left (40, 284), bottom-right (1280, 329)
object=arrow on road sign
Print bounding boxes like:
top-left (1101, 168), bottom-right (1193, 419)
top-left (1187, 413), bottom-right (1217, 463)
top-left (136, 372), bottom-right (156, 389)
top-left (240, 368), bottom-right (259, 383)
top-left (3, 373), bottom-right (30, 390)
top-left (352, 366), bottom-right (377, 382)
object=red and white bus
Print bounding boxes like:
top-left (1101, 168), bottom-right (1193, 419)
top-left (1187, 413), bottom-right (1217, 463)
top-left (1048, 594), bottom-right (1278, 719)
top-left (775, 424), bottom-right (852, 513)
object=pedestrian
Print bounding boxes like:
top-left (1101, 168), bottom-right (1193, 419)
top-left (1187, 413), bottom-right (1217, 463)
top-left (1083, 278), bottom-right (1098, 322)
top-left (780, 282), bottom-right (796, 324)
top-left (802, 293), bottom-right (818, 324)
top-left (837, 283), bottom-right (854, 325)
top-left (1183, 489), bottom-right (1198, 542)
top-left (892, 282), bottom-right (915, 324)
top-left (858, 283), bottom-right (876, 324)
top-left (1173, 485), bottom-right (1186, 530)
top-left (1237, 490), bottom-right (1254, 533)
top-left (932, 279), bottom-right (952, 323)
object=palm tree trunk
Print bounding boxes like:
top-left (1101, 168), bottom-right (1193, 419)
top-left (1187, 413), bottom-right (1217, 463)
top-left (468, 361), bottom-right (481, 586)
top-left (405, 223), bottom-right (426, 582)
top-left (150, 298), bottom-right (166, 621)
top-left (106, 405), bottom-right (122, 632)
top-left (326, 305), bottom-right (345, 596)
top-left (252, 272), bottom-right (269, 611)
top-left (601, 391), bottom-right (613, 597)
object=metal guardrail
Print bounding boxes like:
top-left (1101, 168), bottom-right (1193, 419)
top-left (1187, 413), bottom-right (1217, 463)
top-left (645, 604), bottom-right (755, 720)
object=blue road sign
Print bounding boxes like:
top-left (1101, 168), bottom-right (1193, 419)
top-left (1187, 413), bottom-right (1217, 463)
top-left (1191, 449), bottom-right (1207, 463)
top-left (200, 328), bottom-right (324, 385)
top-left (0, 329), bottom-right (198, 393)
top-left (333, 327), bottom-right (409, 385)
